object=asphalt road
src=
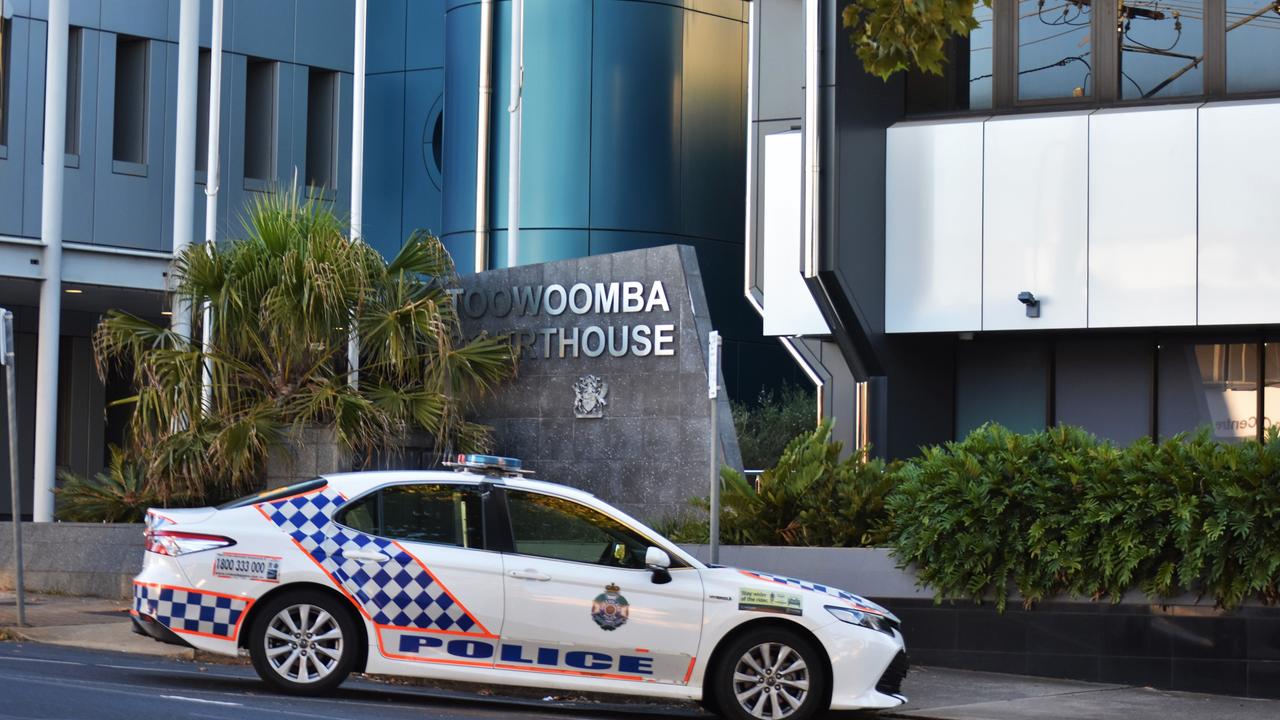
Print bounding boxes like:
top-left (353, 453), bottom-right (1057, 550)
top-left (0, 642), bottom-right (707, 720)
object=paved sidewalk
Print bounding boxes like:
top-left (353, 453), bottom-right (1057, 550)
top-left (5, 592), bottom-right (1280, 719)
top-left (882, 664), bottom-right (1280, 720)
top-left (0, 591), bottom-right (192, 658)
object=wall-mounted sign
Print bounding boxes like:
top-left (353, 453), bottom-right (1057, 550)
top-left (460, 281), bottom-right (675, 359)
top-left (458, 245), bottom-right (742, 522)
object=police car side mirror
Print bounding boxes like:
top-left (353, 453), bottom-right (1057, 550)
top-left (645, 547), bottom-right (672, 585)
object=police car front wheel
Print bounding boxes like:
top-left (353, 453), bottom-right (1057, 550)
top-left (250, 590), bottom-right (359, 694)
top-left (712, 627), bottom-right (828, 720)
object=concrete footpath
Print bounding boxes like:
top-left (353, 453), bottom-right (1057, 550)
top-left (0, 591), bottom-right (191, 658)
top-left (5, 592), bottom-right (1280, 719)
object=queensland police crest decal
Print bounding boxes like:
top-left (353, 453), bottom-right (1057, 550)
top-left (591, 583), bottom-right (630, 631)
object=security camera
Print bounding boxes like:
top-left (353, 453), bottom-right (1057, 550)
top-left (1017, 291), bottom-right (1040, 318)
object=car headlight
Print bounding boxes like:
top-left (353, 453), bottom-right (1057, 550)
top-left (825, 605), bottom-right (898, 636)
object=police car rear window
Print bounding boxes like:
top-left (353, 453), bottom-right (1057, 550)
top-left (216, 478), bottom-right (328, 510)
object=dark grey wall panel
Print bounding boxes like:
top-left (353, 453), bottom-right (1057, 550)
top-left (681, 9), bottom-right (744, 244)
top-left (405, 0), bottom-right (444, 71)
top-left (1055, 338), bottom-right (1154, 445)
top-left (21, 21), bottom-right (100, 242)
top-left (361, 71), bottom-right (404, 255)
top-left (755, 0), bottom-right (803, 121)
top-left (294, 0), bottom-right (353, 72)
top-left (100, 0), bottom-right (169, 41)
top-left (589, 0), bottom-right (683, 235)
top-left (366, 0), bottom-right (407, 74)
top-left (517, 0), bottom-right (590, 232)
top-left (229, 0), bottom-right (294, 62)
top-left (0, 18), bottom-right (32, 237)
top-left (955, 339), bottom-right (1051, 436)
top-left (92, 33), bottom-right (167, 250)
top-left (399, 68), bottom-right (442, 243)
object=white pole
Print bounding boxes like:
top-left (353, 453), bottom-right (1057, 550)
top-left (474, 0), bottom-right (494, 273)
top-left (200, 0), bottom-right (225, 411)
top-left (504, 0), bottom-right (523, 268)
top-left (170, 0), bottom-right (199, 338)
top-left (32, 0), bottom-right (69, 522)
top-left (707, 330), bottom-right (722, 564)
top-left (348, 0), bottom-right (367, 389)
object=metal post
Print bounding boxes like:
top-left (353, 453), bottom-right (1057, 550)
top-left (2, 309), bottom-right (25, 626)
top-left (32, 0), bottom-right (69, 523)
top-left (707, 330), bottom-right (722, 565)
top-left (348, 0), bottom-right (367, 389)
top-left (200, 0), bottom-right (225, 411)
top-left (474, 0), bottom-right (495, 273)
top-left (505, 0), bottom-right (524, 268)
top-left (170, 0), bottom-right (199, 338)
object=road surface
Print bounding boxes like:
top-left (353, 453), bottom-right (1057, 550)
top-left (0, 641), bottom-right (706, 720)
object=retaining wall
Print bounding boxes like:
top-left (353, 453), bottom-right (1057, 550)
top-left (0, 522), bottom-right (143, 599)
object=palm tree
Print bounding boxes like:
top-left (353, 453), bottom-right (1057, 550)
top-left (94, 188), bottom-right (515, 504)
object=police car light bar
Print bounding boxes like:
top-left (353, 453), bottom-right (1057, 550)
top-left (445, 454), bottom-right (532, 476)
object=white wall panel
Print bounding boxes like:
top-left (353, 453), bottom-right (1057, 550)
top-left (1199, 100), bottom-right (1280, 325)
top-left (762, 132), bottom-right (828, 336)
top-left (885, 119), bottom-right (984, 333)
top-left (983, 112), bottom-right (1090, 330)
top-left (1088, 106), bottom-right (1197, 328)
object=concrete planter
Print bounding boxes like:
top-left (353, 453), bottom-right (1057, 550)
top-left (0, 522), bottom-right (143, 599)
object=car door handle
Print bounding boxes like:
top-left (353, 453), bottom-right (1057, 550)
top-left (343, 550), bottom-right (390, 563)
top-left (509, 569), bottom-right (551, 582)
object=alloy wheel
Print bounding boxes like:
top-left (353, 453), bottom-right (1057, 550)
top-left (731, 641), bottom-right (810, 719)
top-left (264, 603), bottom-right (344, 684)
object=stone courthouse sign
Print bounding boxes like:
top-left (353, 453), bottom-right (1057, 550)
top-left (459, 245), bottom-right (742, 521)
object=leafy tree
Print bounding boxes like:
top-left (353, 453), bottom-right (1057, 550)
top-left (733, 382), bottom-right (817, 470)
top-left (94, 188), bottom-right (515, 504)
top-left (842, 0), bottom-right (989, 79)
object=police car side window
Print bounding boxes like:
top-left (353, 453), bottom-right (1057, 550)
top-left (337, 484), bottom-right (483, 549)
top-left (506, 491), bottom-right (650, 569)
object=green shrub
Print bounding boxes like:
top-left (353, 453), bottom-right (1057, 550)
top-left (706, 420), bottom-right (894, 547)
top-left (885, 424), bottom-right (1280, 611)
top-left (733, 383), bottom-right (817, 469)
top-left (54, 446), bottom-right (161, 523)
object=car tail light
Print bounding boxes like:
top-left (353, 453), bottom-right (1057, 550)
top-left (145, 530), bottom-right (235, 556)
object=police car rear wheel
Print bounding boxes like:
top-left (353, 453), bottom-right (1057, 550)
top-left (713, 628), bottom-right (827, 720)
top-left (250, 591), bottom-right (358, 694)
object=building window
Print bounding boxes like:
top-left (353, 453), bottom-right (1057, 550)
top-left (1121, 1), bottom-right (1205, 99)
top-left (1158, 342), bottom-right (1259, 441)
top-left (305, 69), bottom-right (337, 190)
top-left (113, 35), bottom-right (149, 164)
top-left (1227, 1), bottom-right (1280, 93)
top-left (1017, 0), bottom-right (1093, 101)
top-left (243, 57), bottom-right (276, 183)
top-left (970, 2), bottom-right (994, 109)
top-left (65, 27), bottom-right (82, 156)
top-left (1, 19), bottom-right (9, 146)
top-left (905, 1), bottom-right (1280, 115)
top-left (196, 49), bottom-right (210, 173)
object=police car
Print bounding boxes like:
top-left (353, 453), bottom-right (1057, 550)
top-left (132, 455), bottom-right (907, 720)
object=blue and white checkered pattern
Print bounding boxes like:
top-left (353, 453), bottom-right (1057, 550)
top-left (261, 489), bottom-right (482, 633)
top-left (133, 583), bottom-right (248, 639)
top-left (741, 570), bottom-right (875, 606)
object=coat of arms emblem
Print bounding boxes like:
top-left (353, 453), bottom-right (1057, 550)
top-left (573, 375), bottom-right (608, 418)
top-left (591, 583), bottom-right (630, 631)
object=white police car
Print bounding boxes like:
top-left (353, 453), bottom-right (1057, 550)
top-left (132, 455), bottom-right (907, 719)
